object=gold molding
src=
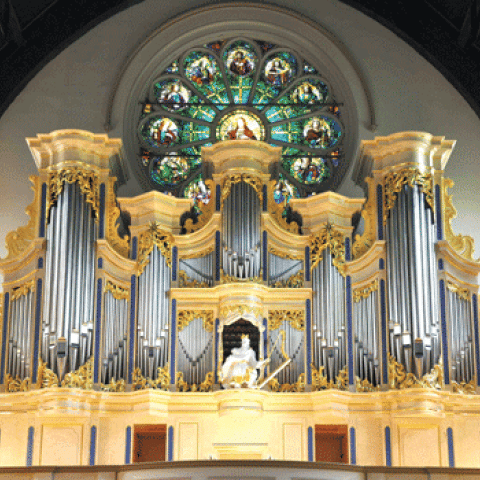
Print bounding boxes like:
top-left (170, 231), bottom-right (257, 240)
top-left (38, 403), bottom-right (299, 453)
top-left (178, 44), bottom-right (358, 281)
top-left (384, 167), bottom-right (433, 225)
top-left (268, 373), bottom-right (306, 392)
top-left (271, 270), bottom-right (304, 288)
top-left (137, 222), bottom-right (174, 274)
top-left (132, 364), bottom-right (170, 390)
top-left (353, 177), bottom-right (376, 259)
top-left (446, 280), bottom-right (471, 301)
top-left (177, 310), bottom-right (214, 332)
top-left (268, 310), bottom-right (305, 331)
top-left (62, 357), bottom-right (94, 390)
top-left (106, 177), bottom-right (130, 258)
top-left (47, 167), bottom-right (100, 219)
top-left (353, 279), bottom-right (378, 302)
top-left (184, 179), bottom-right (216, 234)
top-left (388, 354), bottom-right (443, 390)
top-left (11, 279), bottom-right (35, 301)
top-left (178, 270), bottom-right (210, 288)
top-left (267, 180), bottom-right (301, 234)
top-left (176, 371), bottom-right (214, 392)
top-left (310, 223), bottom-right (346, 273)
top-left (4, 176), bottom-right (40, 260)
top-left (105, 280), bottom-right (129, 300)
top-left (221, 174), bottom-right (263, 209)
top-left (443, 178), bottom-right (476, 261)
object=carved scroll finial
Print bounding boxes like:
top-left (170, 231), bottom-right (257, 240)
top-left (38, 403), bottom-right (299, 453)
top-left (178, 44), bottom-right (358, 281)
top-left (310, 223), bottom-right (346, 273)
top-left (137, 222), bottom-right (174, 274)
top-left (177, 310), bottom-right (214, 332)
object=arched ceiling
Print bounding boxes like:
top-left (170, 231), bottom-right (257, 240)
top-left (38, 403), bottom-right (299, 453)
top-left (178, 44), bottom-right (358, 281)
top-left (1, 0), bottom-right (479, 122)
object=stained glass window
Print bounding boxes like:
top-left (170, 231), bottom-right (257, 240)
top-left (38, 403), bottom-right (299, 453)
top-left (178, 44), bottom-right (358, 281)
top-left (137, 38), bottom-right (345, 196)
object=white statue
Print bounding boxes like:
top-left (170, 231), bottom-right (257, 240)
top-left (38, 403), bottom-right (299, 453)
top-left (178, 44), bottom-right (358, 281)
top-left (220, 334), bottom-right (269, 389)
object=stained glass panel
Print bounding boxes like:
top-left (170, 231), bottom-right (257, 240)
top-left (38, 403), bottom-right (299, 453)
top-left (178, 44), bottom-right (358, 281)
top-left (150, 155), bottom-right (201, 186)
top-left (217, 110), bottom-right (265, 141)
top-left (184, 175), bottom-right (212, 215)
top-left (263, 52), bottom-right (297, 89)
top-left (283, 157), bottom-right (330, 184)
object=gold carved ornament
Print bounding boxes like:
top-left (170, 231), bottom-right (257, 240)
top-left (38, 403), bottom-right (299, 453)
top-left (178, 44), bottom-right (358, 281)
top-left (105, 280), bottom-right (129, 300)
top-left (220, 305), bottom-right (263, 321)
top-left (132, 363), bottom-right (170, 390)
top-left (353, 279), bottom-right (379, 302)
top-left (178, 270), bottom-right (209, 288)
top-left (4, 176), bottom-right (40, 260)
top-left (137, 222), bottom-right (174, 274)
top-left (5, 374), bottom-right (30, 392)
top-left (184, 179), bottom-right (215, 234)
top-left (106, 177), bottom-right (130, 258)
top-left (452, 379), bottom-right (476, 395)
top-left (36, 359), bottom-right (59, 389)
top-left (177, 310), bottom-right (214, 333)
top-left (271, 270), bottom-right (304, 288)
top-left (219, 268), bottom-right (263, 284)
top-left (268, 245), bottom-right (303, 261)
top-left (447, 281), bottom-right (471, 301)
top-left (388, 354), bottom-right (443, 390)
top-left (62, 357), bottom-right (94, 389)
top-left (47, 167), bottom-right (100, 219)
top-left (353, 177), bottom-right (376, 259)
top-left (442, 178), bottom-right (476, 261)
top-left (176, 371), bottom-right (214, 392)
top-left (221, 174), bottom-right (263, 209)
top-left (11, 280), bottom-right (35, 301)
top-left (102, 378), bottom-right (126, 392)
top-left (355, 377), bottom-right (380, 392)
top-left (268, 310), bottom-right (305, 331)
top-left (383, 167), bottom-right (434, 225)
top-left (267, 179), bottom-right (300, 234)
top-left (311, 364), bottom-right (348, 391)
top-left (268, 373), bottom-right (306, 392)
top-left (310, 223), bottom-right (347, 275)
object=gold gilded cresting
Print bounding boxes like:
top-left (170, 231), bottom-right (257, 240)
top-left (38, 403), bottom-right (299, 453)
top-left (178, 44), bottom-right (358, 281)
top-left (178, 270), bottom-right (209, 288)
top-left (102, 378), bottom-right (126, 392)
top-left (452, 379), bottom-right (476, 394)
top-left (177, 310), bottom-right (214, 333)
top-left (132, 364), bottom-right (170, 390)
top-left (355, 376), bottom-right (380, 392)
top-left (443, 178), bottom-right (476, 261)
top-left (353, 279), bottom-right (379, 302)
top-left (5, 374), bottom-right (30, 392)
top-left (388, 354), bottom-right (443, 390)
top-left (105, 280), bottom-right (129, 300)
top-left (137, 222), bottom-right (174, 274)
top-left (4, 176), bottom-right (40, 260)
top-left (37, 360), bottom-right (59, 388)
top-left (268, 373), bottom-right (306, 392)
top-left (271, 270), bottom-right (304, 288)
top-left (62, 357), bottom-right (94, 389)
top-left (106, 177), bottom-right (130, 258)
top-left (220, 305), bottom-right (263, 321)
top-left (221, 174), bottom-right (263, 209)
top-left (311, 364), bottom-right (348, 391)
top-left (268, 310), bottom-right (305, 331)
top-left (353, 177), bottom-right (376, 259)
top-left (268, 245), bottom-right (303, 260)
top-left (383, 167), bottom-right (433, 225)
top-left (47, 167), bottom-right (100, 219)
top-left (447, 280), bottom-right (471, 301)
top-left (267, 179), bottom-right (300, 234)
top-left (219, 268), bottom-right (263, 284)
top-left (11, 280), bottom-right (35, 300)
top-left (310, 223), bottom-right (346, 274)
top-left (176, 371), bottom-right (214, 392)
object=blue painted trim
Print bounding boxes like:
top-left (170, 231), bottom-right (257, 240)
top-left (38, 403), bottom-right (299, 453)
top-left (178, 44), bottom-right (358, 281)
top-left (89, 426), bottom-right (97, 466)
top-left (98, 257), bottom-right (103, 269)
top-left (168, 426), bottom-right (174, 461)
top-left (131, 236), bottom-right (138, 260)
top-left (31, 280), bottom-right (43, 384)
top-left (376, 184), bottom-right (384, 241)
top-left (304, 246), bottom-right (310, 282)
top-left (0, 293), bottom-right (9, 384)
top-left (345, 237), bottom-right (351, 261)
top-left (385, 426), bottom-right (391, 466)
top-left (93, 278), bottom-right (102, 384)
top-left (380, 279), bottom-right (388, 384)
top-left (262, 184), bottom-right (268, 211)
top-left (307, 426), bottom-right (313, 462)
top-left (435, 184), bottom-right (443, 241)
top-left (215, 231), bottom-right (221, 282)
top-left (438, 258), bottom-right (444, 270)
top-left (263, 318), bottom-right (268, 377)
top-left (37, 257), bottom-right (43, 269)
top-left (39, 183), bottom-right (47, 238)
top-left (439, 279), bottom-right (450, 384)
top-left (306, 300), bottom-right (312, 383)
top-left (99, 183), bottom-right (106, 239)
top-left (473, 294), bottom-right (480, 387)
top-left (379, 258), bottom-right (385, 270)
top-left (346, 276), bottom-right (354, 384)
top-left (125, 426), bottom-right (132, 464)
top-left (170, 299), bottom-right (176, 381)
top-left (172, 246), bottom-right (178, 281)
top-left (128, 275), bottom-right (136, 384)
top-left (447, 427), bottom-right (455, 467)
top-left (214, 318), bottom-right (219, 383)
top-left (349, 427), bottom-right (356, 465)
top-left (263, 231), bottom-right (268, 282)
top-left (26, 427), bottom-right (34, 466)
top-left (216, 184), bottom-right (221, 211)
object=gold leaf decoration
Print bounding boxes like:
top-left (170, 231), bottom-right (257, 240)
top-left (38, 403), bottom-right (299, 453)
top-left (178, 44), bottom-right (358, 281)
top-left (311, 364), bottom-right (348, 391)
top-left (355, 376), bottom-right (380, 392)
top-left (446, 281), bottom-right (471, 301)
top-left (271, 270), bottom-right (304, 288)
top-left (452, 379), bottom-right (476, 395)
top-left (267, 179), bottom-right (300, 234)
top-left (184, 179), bottom-right (215, 234)
top-left (61, 357), bottom-right (94, 390)
top-left (178, 270), bottom-right (209, 288)
top-left (443, 178), bottom-right (476, 261)
top-left (353, 279), bottom-right (379, 302)
top-left (105, 280), bottom-right (129, 300)
top-left (37, 360), bottom-right (59, 388)
top-left (137, 222), bottom-right (173, 274)
top-left (268, 373), bottom-right (306, 392)
top-left (177, 310), bottom-right (214, 333)
top-left (219, 268), bottom-right (263, 284)
top-left (221, 174), bottom-right (263, 209)
top-left (310, 223), bottom-right (346, 273)
top-left (47, 168), bottom-right (99, 219)
top-left (5, 374), bottom-right (30, 392)
top-left (388, 354), bottom-right (443, 390)
top-left (106, 177), bottom-right (130, 258)
top-left (353, 177), bottom-right (376, 259)
top-left (102, 378), bottom-right (126, 392)
top-left (176, 371), bottom-right (214, 392)
top-left (268, 310), bottom-right (305, 331)
top-left (268, 245), bottom-right (303, 260)
top-left (384, 167), bottom-right (433, 225)
top-left (220, 305), bottom-right (263, 321)
top-left (132, 364), bottom-right (170, 390)
top-left (4, 176), bottom-right (40, 259)
top-left (11, 280), bottom-right (35, 301)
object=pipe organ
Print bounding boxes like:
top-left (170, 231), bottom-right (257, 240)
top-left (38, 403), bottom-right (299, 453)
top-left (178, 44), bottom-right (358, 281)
top-left (0, 129), bottom-right (479, 400)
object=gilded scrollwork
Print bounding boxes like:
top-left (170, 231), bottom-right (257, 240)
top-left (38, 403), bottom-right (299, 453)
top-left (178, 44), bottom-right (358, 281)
top-left (184, 179), bottom-right (215, 234)
top-left (5, 374), bottom-right (31, 392)
top-left (102, 378), bottom-right (126, 392)
top-left (310, 223), bottom-right (346, 273)
top-left (268, 245), bottom-right (303, 260)
top-left (452, 379), bottom-right (476, 394)
top-left (311, 364), bottom-right (348, 391)
top-left (220, 305), bottom-right (263, 321)
top-left (132, 364), bottom-right (170, 390)
top-left (178, 270), bottom-right (210, 288)
top-left (37, 359), bottom-right (59, 388)
top-left (353, 177), bottom-right (376, 259)
top-left (219, 268), bottom-right (263, 284)
top-left (271, 270), bottom-right (304, 288)
top-left (388, 354), bottom-right (443, 390)
top-left (267, 179), bottom-right (300, 234)
top-left (353, 279), bottom-right (379, 302)
top-left (383, 167), bottom-right (433, 225)
top-left (221, 174), bottom-right (263, 209)
top-left (47, 168), bottom-right (100, 219)
top-left (137, 222), bottom-right (174, 274)
top-left (176, 371), bottom-right (214, 392)
top-left (105, 280), bottom-right (129, 300)
top-left (355, 376), bottom-right (380, 392)
top-left (446, 280), bottom-right (471, 301)
top-left (177, 310), bottom-right (214, 333)
top-left (61, 357), bottom-right (94, 390)
top-left (106, 177), bottom-right (130, 258)
top-left (268, 310), bottom-right (305, 331)
top-left (268, 373), bottom-right (306, 392)
top-left (11, 280), bottom-right (35, 301)
top-left (443, 178), bottom-right (476, 261)
top-left (4, 176), bottom-right (40, 260)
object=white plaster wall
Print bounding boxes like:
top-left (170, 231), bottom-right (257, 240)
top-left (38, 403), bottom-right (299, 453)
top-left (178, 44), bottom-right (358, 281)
top-left (1, 0), bottom-right (479, 286)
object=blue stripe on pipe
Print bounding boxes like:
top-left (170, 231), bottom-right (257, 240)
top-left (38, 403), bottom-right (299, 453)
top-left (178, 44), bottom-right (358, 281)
top-left (39, 183), bottom-right (47, 238)
top-left (263, 318), bottom-right (268, 377)
top-left (349, 427), bottom-right (356, 465)
top-left (31, 280), bottom-right (43, 384)
top-left (447, 427), bottom-right (455, 467)
top-left (170, 299), bottom-right (176, 381)
top-left (377, 184), bottom-right (384, 241)
top-left (216, 184), bottom-right (221, 211)
top-left (89, 426), bottom-right (97, 465)
top-left (346, 276), bottom-right (354, 384)
top-left (263, 185), bottom-right (268, 211)
top-left (307, 426), bottom-right (313, 461)
top-left (439, 279), bottom-right (450, 384)
top-left (380, 279), bottom-right (388, 384)
top-left (263, 231), bottom-right (268, 281)
top-left (385, 426), bottom-right (391, 466)
top-left (93, 278), bottom-right (102, 384)
top-left (172, 246), bottom-right (178, 281)
top-left (131, 236), bottom-right (138, 260)
top-left (435, 184), bottom-right (443, 241)
top-left (473, 294), bottom-right (480, 387)
top-left (128, 275), bottom-right (136, 384)
top-left (306, 299), bottom-right (312, 384)
top-left (125, 426), bottom-right (131, 464)
top-left (214, 318), bottom-right (219, 383)
top-left (99, 183), bottom-right (106, 239)
top-left (0, 293), bottom-right (10, 384)
top-left (168, 426), bottom-right (174, 461)
top-left (37, 257), bottom-right (43, 269)
top-left (215, 231), bottom-right (221, 281)
top-left (304, 246), bottom-right (310, 282)
top-left (26, 427), bottom-right (34, 466)
top-left (345, 237), bottom-right (351, 261)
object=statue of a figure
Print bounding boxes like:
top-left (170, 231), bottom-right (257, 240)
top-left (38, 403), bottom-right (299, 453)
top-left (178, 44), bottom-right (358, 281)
top-left (220, 334), bottom-right (269, 389)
